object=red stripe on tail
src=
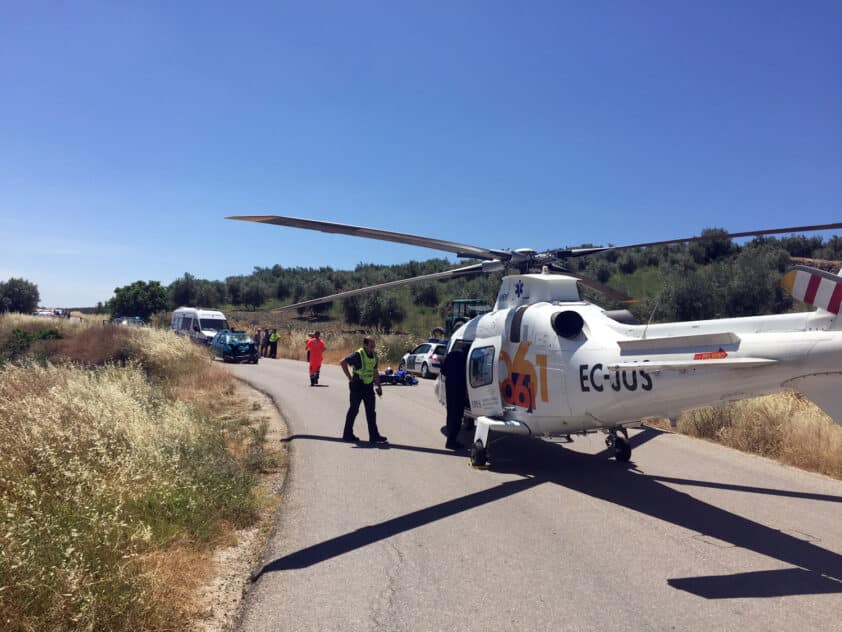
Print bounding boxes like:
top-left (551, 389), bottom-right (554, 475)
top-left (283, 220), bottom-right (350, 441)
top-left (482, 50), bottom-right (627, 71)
top-left (804, 274), bottom-right (821, 305)
top-left (827, 283), bottom-right (842, 314)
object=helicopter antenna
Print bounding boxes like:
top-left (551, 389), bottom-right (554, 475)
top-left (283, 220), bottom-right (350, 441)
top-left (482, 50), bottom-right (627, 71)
top-left (642, 281), bottom-right (668, 339)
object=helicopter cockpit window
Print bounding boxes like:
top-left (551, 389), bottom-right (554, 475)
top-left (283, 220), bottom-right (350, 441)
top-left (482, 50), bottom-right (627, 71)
top-left (469, 346), bottom-right (495, 388)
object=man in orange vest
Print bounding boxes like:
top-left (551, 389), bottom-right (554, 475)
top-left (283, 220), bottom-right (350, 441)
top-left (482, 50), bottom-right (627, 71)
top-left (305, 331), bottom-right (326, 386)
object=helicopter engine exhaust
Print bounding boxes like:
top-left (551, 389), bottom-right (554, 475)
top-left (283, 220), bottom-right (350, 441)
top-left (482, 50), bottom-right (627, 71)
top-left (551, 311), bottom-right (584, 338)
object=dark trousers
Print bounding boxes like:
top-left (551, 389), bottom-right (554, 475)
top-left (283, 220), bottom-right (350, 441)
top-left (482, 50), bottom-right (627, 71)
top-left (445, 381), bottom-right (466, 443)
top-left (446, 401), bottom-right (465, 442)
top-left (270, 341), bottom-right (278, 358)
top-left (344, 380), bottom-right (379, 439)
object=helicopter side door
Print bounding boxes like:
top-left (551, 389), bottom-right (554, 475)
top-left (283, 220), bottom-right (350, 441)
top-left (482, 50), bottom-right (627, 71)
top-left (466, 336), bottom-right (503, 417)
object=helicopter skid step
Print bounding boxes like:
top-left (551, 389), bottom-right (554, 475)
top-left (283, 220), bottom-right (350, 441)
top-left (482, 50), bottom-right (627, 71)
top-left (472, 416), bottom-right (532, 450)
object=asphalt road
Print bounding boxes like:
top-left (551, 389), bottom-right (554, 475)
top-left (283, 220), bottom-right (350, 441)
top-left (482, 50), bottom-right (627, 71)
top-left (230, 358), bottom-right (842, 632)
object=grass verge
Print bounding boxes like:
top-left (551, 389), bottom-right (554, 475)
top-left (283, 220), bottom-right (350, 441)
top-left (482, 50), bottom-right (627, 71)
top-left (665, 392), bottom-right (842, 480)
top-left (0, 315), bottom-right (281, 631)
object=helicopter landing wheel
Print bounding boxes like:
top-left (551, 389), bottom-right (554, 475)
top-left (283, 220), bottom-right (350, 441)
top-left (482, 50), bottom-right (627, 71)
top-left (471, 440), bottom-right (487, 467)
top-left (614, 437), bottom-right (632, 462)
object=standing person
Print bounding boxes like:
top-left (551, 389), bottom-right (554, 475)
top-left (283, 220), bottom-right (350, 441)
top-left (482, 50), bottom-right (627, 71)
top-left (305, 331), bottom-right (326, 386)
top-left (440, 346), bottom-right (468, 450)
top-left (269, 329), bottom-right (279, 359)
top-left (340, 336), bottom-right (387, 443)
top-left (261, 328), bottom-right (271, 357)
top-left (253, 328), bottom-right (262, 350)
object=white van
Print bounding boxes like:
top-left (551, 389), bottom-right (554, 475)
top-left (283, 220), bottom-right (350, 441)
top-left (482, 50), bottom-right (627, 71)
top-left (171, 307), bottom-right (230, 344)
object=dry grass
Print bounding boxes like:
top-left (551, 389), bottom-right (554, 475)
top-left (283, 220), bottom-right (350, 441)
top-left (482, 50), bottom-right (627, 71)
top-left (140, 548), bottom-right (213, 627)
top-left (1, 314), bottom-right (214, 379)
top-left (50, 323), bottom-right (134, 365)
top-left (0, 315), bottom-right (275, 631)
top-left (678, 392), bottom-right (842, 479)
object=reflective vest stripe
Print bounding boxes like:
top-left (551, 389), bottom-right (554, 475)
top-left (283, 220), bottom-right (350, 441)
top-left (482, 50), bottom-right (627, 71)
top-left (355, 348), bottom-right (376, 384)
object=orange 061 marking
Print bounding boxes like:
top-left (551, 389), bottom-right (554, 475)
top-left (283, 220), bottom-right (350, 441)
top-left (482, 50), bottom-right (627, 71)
top-left (499, 342), bottom-right (549, 411)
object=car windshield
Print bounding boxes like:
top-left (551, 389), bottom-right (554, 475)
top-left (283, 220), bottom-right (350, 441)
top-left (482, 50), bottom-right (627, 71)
top-left (200, 318), bottom-right (228, 332)
top-left (227, 333), bottom-right (250, 343)
top-left (434, 345), bottom-right (446, 355)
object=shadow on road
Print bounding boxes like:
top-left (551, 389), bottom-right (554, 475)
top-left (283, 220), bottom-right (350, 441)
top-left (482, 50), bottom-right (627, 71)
top-left (492, 429), bottom-right (842, 599)
top-left (668, 567), bottom-right (842, 598)
top-left (251, 477), bottom-right (541, 581)
top-left (259, 427), bottom-right (842, 598)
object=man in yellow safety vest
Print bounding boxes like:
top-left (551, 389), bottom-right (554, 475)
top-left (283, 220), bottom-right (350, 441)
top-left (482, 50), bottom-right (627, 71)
top-left (340, 336), bottom-right (387, 444)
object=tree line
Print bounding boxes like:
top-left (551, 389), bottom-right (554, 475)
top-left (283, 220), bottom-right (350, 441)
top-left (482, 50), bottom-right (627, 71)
top-left (103, 258), bottom-right (502, 327)
top-left (100, 231), bottom-right (842, 327)
top-left (583, 231), bottom-right (842, 322)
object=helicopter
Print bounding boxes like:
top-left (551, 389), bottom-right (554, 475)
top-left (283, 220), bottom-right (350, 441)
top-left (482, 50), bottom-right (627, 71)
top-left (228, 214), bottom-right (842, 466)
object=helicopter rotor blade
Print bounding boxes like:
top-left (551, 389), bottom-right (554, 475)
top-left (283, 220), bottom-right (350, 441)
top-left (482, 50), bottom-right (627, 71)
top-left (548, 264), bottom-right (636, 302)
top-left (273, 261), bottom-right (503, 311)
top-left (227, 215), bottom-right (509, 261)
top-left (545, 222), bottom-right (842, 259)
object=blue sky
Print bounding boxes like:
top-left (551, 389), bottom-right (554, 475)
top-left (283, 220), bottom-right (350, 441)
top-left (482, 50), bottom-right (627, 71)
top-left (1, 1), bottom-right (840, 307)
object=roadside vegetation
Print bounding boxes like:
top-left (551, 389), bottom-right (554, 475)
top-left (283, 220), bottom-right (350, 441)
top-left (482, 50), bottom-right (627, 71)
top-left (0, 315), bottom-right (283, 631)
top-left (669, 392), bottom-right (842, 480)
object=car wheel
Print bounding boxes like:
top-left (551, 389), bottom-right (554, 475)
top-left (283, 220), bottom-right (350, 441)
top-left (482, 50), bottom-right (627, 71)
top-left (421, 362), bottom-right (431, 379)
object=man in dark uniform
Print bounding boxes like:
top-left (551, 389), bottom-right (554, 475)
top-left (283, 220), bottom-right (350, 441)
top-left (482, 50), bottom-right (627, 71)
top-left (340, 336), bottom-right (387, 444)
top-left (440, 345), bottom-right (468, 450)
top-left (261, 328), bottom-right (271, 357)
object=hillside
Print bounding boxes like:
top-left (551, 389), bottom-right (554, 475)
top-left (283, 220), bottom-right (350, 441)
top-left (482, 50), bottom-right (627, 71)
top-left (103, 231), bottom-right (842, 338)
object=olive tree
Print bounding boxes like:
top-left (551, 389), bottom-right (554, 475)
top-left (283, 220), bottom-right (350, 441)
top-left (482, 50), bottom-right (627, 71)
top-left (0, 278), bottom-right (40, 314)
top-left (108, 281), bottom-right (168, 320)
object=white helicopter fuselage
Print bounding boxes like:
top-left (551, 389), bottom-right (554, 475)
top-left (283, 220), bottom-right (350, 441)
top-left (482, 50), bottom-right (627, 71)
top-left (227, 213), bottom-right (842, 463)
top-left (442, 272), bottom-right (842, 437)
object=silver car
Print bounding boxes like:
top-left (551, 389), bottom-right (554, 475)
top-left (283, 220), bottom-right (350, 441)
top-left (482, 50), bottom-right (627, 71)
top-left (399, 343), bottom-right (447, 379)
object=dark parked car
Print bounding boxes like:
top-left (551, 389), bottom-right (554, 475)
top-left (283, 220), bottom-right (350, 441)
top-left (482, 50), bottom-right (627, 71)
top-left (210, 331), bottom-right (259, 364)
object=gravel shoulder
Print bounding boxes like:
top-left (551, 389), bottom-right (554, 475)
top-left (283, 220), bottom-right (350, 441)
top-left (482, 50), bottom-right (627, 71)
top-left (192, 380), bottom-right (289, 632)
